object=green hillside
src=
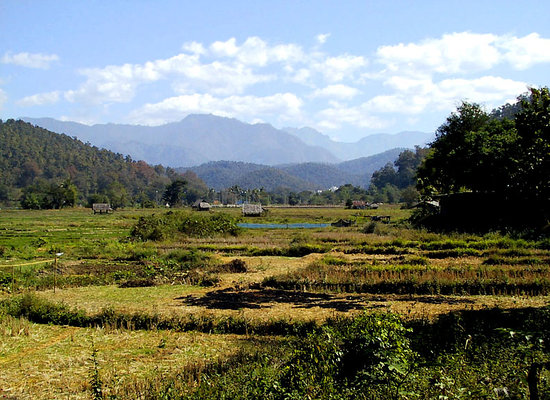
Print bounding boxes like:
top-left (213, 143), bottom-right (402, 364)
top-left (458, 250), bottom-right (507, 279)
top-left (0, 119), bottom-right (196, 208)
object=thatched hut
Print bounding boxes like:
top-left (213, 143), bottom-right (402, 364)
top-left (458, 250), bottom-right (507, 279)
top-left (193, 200), bottom-right (211, 211)
top-left (242, 204), bottom-right (264, 217)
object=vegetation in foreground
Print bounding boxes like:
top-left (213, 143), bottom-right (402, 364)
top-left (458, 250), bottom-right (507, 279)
top-left (0, 206), bottom-right (549, 399)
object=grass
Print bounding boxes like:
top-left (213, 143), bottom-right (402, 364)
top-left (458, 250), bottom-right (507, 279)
top-left (1, 205), bottom-right (549, 398)
top-left (0, 317), bottom-right (245, 400)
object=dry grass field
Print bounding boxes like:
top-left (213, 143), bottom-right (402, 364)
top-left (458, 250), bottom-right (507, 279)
top-left (1, 206), bottom-right (549, 398)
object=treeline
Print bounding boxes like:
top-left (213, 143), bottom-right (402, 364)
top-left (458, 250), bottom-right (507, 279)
top-left (0, 120), bottom-right (207, 208)
top-left (415, 87), bottom-right (550, 230)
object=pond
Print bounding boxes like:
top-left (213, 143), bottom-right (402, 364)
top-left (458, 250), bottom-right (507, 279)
top-left (238, 222), bottom-right (331, 229)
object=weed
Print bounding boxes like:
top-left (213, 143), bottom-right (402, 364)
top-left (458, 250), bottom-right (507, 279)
top-left (89, 339), bottom-right (104, 400)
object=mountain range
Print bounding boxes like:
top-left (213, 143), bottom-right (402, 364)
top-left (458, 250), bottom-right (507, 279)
top-left (180, 148), bottom-right (405, 192)
top-left (22, 115), bottom-right (433, 168)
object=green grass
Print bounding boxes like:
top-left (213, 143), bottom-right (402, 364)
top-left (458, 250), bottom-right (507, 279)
top-left (1, 206), bottom-right (550, 398)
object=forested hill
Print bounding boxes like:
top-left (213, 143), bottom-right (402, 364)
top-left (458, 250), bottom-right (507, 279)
top-left (182, 148), bottom-right (404, 191)
top-left (0, 119), bottom-right (184, 206)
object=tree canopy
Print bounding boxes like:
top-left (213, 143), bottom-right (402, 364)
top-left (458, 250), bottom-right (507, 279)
top-left (0, 120), bottom-right (208, 208)
top-left (416, 87), bottom-right (550, 228)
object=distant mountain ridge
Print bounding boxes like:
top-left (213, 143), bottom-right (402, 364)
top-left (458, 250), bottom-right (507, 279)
top-left (23, 115), bottom-right (432, 168)
top-left (180, 148), bottom-right (404, 192)
top-left (23, 115), bottom-right (338, 167)
top-left (284, 127), bottom-right (433, 159)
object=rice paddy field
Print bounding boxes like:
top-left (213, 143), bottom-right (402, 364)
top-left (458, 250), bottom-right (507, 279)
top-left (1, 206), bottom-right (549, 399)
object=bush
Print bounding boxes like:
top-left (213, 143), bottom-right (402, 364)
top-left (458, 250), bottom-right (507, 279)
top-left (162, 249), bottom-right (214, 270)
top-left (217, 259), bottom-right (248, 273)
top-left (130, 211), bottom-right (240, 241)
top-left (118, 277), bottom-right (156, 288)
top-left (362, 221), bottom-right (378, 234)
top-left (2, 293), bottom-right (87, 326)
top-left (281, 312), bottom-right (417, 398)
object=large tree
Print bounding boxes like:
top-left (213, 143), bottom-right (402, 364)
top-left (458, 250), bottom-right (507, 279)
top-left (416, 87), bottom-right (550, 222)
top-left (162, 179), bottom-right (187, 207)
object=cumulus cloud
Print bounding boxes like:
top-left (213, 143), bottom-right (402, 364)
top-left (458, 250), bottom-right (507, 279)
top-left (316, 33), bottom-right (331, 44)
top-left (316, 103), bottom-right (389, 131)
top-left (377, 32), bottom-right (501, 75)
top-left (209, 36), bottom-right (304, 66)
top-left (20, 32), bottom-right (548, 133)
top-left (497, 33), bottom-right (550, 70)
top-left (127, 92), bottom-right (303, 125)
top-left (315, 54), bottom-right (367, 82)
top-left (65, 62), bottom-right (160, 104)
top-left (1, 52), bottom-right (59, 69)
top-left (311, 84), bottom-right (360, 99)
top-left (17, 91), bottom-right (60, 107)
top-left (376, 32), bottom-right (550, 76)
top-left (366, 76), bottom-right (527, 114)
top-left (65, 52), bottom-right (272, 104)
top-left (182, 41), bottom-right (206, 55)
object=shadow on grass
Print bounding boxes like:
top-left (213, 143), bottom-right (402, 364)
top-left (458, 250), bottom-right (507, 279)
top-left (176, 288), bottom-right (380, 312)
top-left (177, 289), bottom-right (477, 312)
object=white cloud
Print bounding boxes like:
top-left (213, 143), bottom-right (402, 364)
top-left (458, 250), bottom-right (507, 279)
top-left (377, 32), bottom-right (501, 75)
top-left (23, 32), bottom-right (546, 137)
top-left (316, 33), bottom-right (331, 45)
top-left (366, 75), bottom-right (527, 114)
top-left (65, 62), bottom-right (160, 104)
top-left (169, 59), bottom-right (273, 95)
top-left (17, 91), bottom-right (60, 107)
top-left (65, 52), bottom-right (272, 104)
top-left (288, 68), bottom-right (312, 85)
top-left (127, 92), bottom-right (303, 125)
top-left (182, 41), bottom-right (206, 55)
top-left (316, 103), bottom-right (389, 131)
top-left (316, 54), bottom-right (367, 82)
top-left (1, 52), bottom-right (59, 69)
top-left (210, 38), bottom-right (240, 58)
top-left (311, 84), bottom-right (360, 99)
top-left (376, 32), bottom-right (550, 77)
top-left (209, 36), bottom-right (304, 67)
top-left (497, 33), bottom-right (550, 70)
top-left (437, 76), bottom-right (528, 106)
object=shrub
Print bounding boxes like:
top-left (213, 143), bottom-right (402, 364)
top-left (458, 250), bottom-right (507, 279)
top-left (2, 293), bottom-right (87, 326)
top-left (162, 249), bottom-right (214, 270)
top-left (362, 221), bottom-right (378, 234)
top-left (130, 211), bottom-right (240, 241)
top-left (216, 259), bottom-right (248, 273)
top-left (281, 312), bottom-right (417, 398)
top-left (118, 277), bottom-right (156, 288)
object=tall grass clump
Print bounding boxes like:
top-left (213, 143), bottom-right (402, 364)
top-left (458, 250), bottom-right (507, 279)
top-left (263, 260), bottom-right (550, 296)
top-left (130, 211), bottom-right (240, 241)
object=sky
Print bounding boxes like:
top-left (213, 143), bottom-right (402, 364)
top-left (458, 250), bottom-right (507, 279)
top-left (1, 0), bottom-right (549, 142)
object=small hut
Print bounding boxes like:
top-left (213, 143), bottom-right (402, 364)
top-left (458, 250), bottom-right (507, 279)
top-left (242, 204), bottom-right (264, 217)
top-left (92, 203), bottom-right (113, 214)
top-left (193, 200), bottom-right (211, 211)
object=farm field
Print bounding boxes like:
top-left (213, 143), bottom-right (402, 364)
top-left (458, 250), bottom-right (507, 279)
top-left (1, 206), bottom-right (550, 399)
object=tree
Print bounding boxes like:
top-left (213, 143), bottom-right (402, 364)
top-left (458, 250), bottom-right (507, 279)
top-left (106, 181), bottom-right (128, 209)
top-left (510, 87), bottom-right (550, 204)
top-left (415, 87), bottom-right (550, 228)
top-left (417, 101), bottom-right (491, 195)
top-left (0, 184), bottom-right (9, 202)
top-left (163, 179), bottom-right (187, 207)
top-left (20, 179), bottom-right (77, 209)
top-left (370, 163), bottom-right (398, 190)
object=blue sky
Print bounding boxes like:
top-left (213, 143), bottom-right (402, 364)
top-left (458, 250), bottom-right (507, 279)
top-left (1, 0), bottom-right (549, 141)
